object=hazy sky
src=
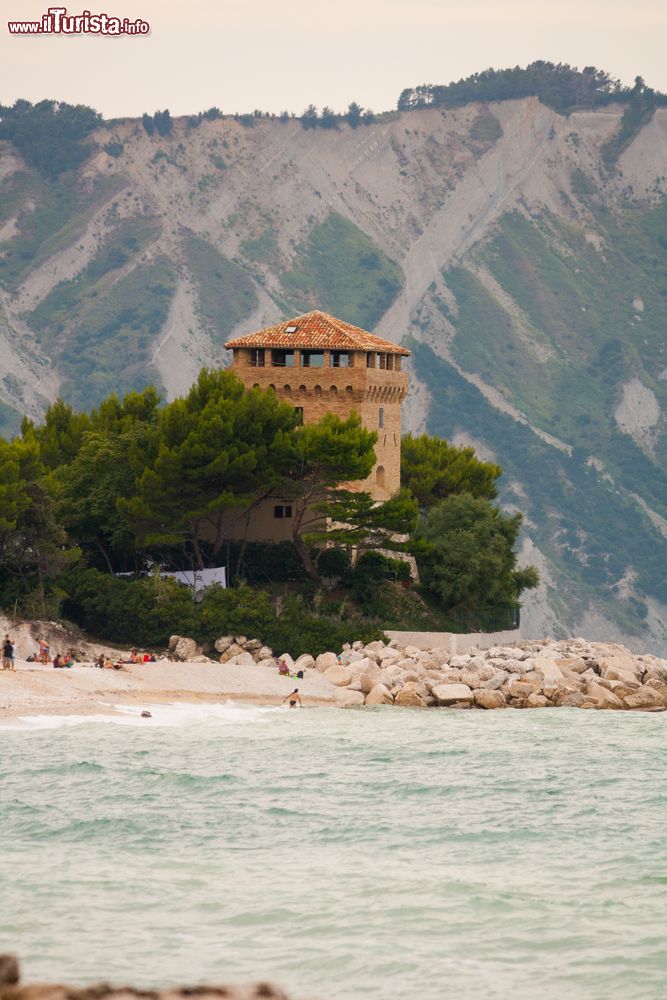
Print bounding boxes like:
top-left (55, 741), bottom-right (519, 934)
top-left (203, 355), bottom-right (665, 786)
top-left (3, 0), bottom-right (666, 118)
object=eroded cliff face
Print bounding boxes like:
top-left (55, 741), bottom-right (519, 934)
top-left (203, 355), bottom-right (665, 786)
top-left (0, 99), bottom-right (666, 650)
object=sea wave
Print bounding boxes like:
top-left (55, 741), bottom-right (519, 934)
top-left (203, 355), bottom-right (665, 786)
top-left (0, 700), bottom-right (284, 730)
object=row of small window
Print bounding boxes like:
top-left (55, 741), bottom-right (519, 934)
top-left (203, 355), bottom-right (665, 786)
top-left (251, 349), bottom-right (349, 368)
top-left (249, 349), bottom-right (401, 370)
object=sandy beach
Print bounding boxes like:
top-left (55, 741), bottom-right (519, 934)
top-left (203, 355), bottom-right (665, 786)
top-left (0, 659), bottom-right (338, 722)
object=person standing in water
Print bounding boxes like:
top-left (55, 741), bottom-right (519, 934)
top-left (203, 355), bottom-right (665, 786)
top-left (282, 688), bottom-right (302, 708)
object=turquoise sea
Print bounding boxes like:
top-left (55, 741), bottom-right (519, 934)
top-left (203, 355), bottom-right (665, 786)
top-left (1, 703), bottom-right (666, 1000)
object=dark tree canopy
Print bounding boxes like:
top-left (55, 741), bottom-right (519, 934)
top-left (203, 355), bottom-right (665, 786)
top-left (415, 494), bottom-right (538, 615)
top-left (397, 62), bottom-right (666, 115)
top-left (401, 432), bottom-right (502, 509)
top-left (0, 99), bottom-right (101, 178)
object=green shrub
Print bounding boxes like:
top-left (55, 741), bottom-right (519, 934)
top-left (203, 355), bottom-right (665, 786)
top-left (59, 568), bottom-right (384, 656)
top-left (227, 541), bottom-right (308, 584)
top-left (103, 141), bottom-right (124, 158)
top-left (344, 551), bottom-right (411, 613)
top-left (62, 567), bottom-right (196, 646)
top-left (316, 547), bottom-right (351, 578)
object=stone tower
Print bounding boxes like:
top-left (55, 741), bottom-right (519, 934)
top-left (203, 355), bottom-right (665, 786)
top-left (225, 310), bottom-right (410, 501)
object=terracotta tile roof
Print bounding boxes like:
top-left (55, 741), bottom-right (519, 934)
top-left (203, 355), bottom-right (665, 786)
top-left (225, 310), bottom-right (411, 355)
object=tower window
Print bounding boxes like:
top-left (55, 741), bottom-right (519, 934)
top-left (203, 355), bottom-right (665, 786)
top-left (376, 466), bottom-right (386, 488)
top-left (330, 352), bottom-right (350, 368)
top-left (301, 350), bottom-right (325, 367)
top-left (272, 350), bottom-right (295, 367)
top-left (366, 352), bottom-right (375, 368)
top-left (386, 354), bottom-right (394, 371)
top-left (294, 406), bottom-right (304, 424)
top-left (250, 348), bottom-right (265, 367)
top-left (379, 407), bottom-right (384, 428)
top-left (274, 505), bottom-right (293, 519)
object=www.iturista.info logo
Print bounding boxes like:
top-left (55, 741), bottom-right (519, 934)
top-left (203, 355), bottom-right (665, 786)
top-left (7, 6), bottom-right (150, 34)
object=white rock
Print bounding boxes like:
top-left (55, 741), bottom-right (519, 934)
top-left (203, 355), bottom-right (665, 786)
top-left (358, 673), bottom-right (378, 695)
top-left (230, 651), bottom-right (256, 667)
top-left (315, 652), bottom-right (339, 672)
top-left (503, 659), bottom-right (528, 674)
top-left (365, 683), bottom-right (394, 706)
top-left (477, 664), bottom-right (496, 682)
top-left (335, 688), bottom-right (364, 706)
top-left (645, 664), bottom-right (667, 683)
top-left (397, 657), bottom-right (418, 671)
top-left (555, 655), bottom-right (587, 674)
top-left (449, 654), bottom-right (471, 668)
top-left (395, 688), bottom-right (427, 707)
top-left (432, 683), bottom-right (474, 705)
top-left (173, 637), bottom-right (201, 661)
top-left (601, 664), bottom-right (642, 686)
top-left (533, 658), bottom-right (565, 688)
top-left (561, 691), bottom-right (585, 708)
top-left (526, 692), bottom-right (549, 708)
top-left (474, 688), bottom-right (506, 709)
top-left (378, 647), bottom-right (401, 662)
top-left (294, 654), bottom-right (315, 673)
top-left (585, 682), bottom-right (624, 709)
top-left (258, 646), bottom-right (273, 660)
top-left (219, 642), bottom-right (244, 663)
top-left (623, 686), bottom-right (665, 709)
top-left (214, 636), bottom-right (234, 653)
top-left (348, 656), bottom-right (374, 675)
top-left (323, 665), bottom-right (352, 687)
top-left (243, 638), bottom-right (263, 651)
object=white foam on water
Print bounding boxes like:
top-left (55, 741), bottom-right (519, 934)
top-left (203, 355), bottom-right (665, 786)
top-left (0, 700), bottom-right (284, 731)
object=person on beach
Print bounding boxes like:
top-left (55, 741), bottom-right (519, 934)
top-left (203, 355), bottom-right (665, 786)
top-left (2, 635), bottom-right (15, 671)
top-left (278, 659), bottom-right (290, 676)
top-left (282, 688), bottom-right (302, 708)
top-left (38, 638), bottom-right (50, 664)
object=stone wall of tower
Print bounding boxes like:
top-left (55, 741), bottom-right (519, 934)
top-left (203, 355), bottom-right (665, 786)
top-left (231, 348), bottom-right (407, 500)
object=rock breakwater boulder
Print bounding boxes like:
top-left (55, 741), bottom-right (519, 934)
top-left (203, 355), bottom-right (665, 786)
top-left (0, 955), bottom-right (294, 1000)
top-left (305, 636), bottom-right (667, 713)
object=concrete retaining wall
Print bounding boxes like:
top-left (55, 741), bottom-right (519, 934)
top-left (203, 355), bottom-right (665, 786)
top-left (385, 628), bottom-right (522, 654)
